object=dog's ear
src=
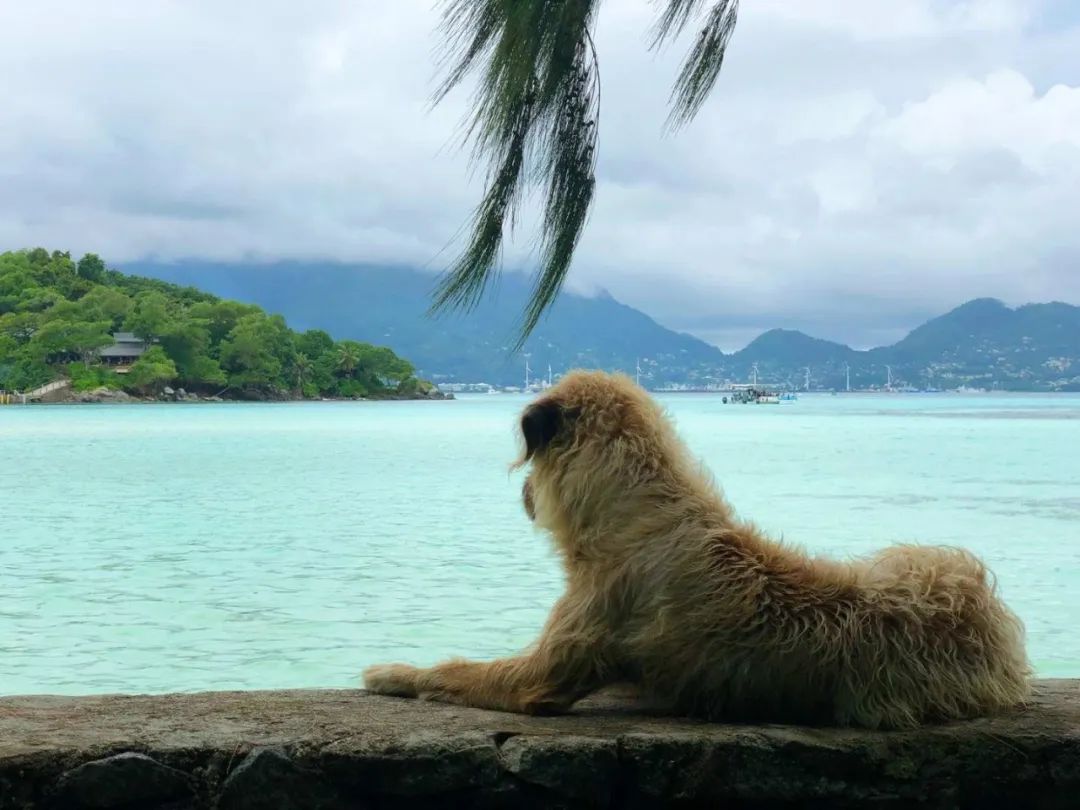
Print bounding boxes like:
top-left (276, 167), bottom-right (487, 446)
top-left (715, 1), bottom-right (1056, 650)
top-left (521, 401), bottom-right (565, 461)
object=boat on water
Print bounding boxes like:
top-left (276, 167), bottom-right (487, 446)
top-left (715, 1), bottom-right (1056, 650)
top-left (724, 386), bottom-right (785, 404)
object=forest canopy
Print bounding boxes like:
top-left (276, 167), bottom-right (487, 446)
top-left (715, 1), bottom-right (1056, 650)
top-left (0, 248), bottom-right (422, 399)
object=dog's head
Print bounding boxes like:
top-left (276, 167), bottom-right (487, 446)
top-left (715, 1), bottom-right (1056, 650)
top-left (516, 370), bottom-right (674, 528)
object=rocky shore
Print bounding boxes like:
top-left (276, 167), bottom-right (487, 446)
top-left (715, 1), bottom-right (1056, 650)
top-left (53, 384), bottom-right (453, 404)
top-left (1, 681), bottom-right (1077, 809)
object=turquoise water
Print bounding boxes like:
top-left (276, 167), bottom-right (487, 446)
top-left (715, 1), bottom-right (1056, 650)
top-left (2, 393), bottom-right (1078, 696)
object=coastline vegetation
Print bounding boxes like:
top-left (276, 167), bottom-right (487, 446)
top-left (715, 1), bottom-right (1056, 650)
top-left (0, 248), bottom-right (429, 400)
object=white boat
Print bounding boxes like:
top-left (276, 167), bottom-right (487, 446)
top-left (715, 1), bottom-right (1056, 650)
top-left (725, 386), bottom-right (783, 404)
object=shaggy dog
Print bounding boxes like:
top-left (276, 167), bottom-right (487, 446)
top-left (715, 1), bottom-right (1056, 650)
top-left (364, 370), bottom-right (1031, 728)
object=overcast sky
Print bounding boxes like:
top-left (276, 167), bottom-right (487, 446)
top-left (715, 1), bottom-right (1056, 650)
top-left (2, 1), bottom-right (1079, 349)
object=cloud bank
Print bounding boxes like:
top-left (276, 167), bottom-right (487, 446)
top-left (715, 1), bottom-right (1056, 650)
top-left (1, 0), bottom-right (1078, 348)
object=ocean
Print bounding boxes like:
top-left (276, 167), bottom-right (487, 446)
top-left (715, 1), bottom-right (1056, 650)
top-left (1, 392), bottom-right (1077, 696)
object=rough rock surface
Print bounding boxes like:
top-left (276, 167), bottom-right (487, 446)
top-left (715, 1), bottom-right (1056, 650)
top-left (52, 752), bottom-right (190, 808)
top-left (74, 387), bottom-right (135, 404)
top-left (1, 681), bottom-right (1077, 809)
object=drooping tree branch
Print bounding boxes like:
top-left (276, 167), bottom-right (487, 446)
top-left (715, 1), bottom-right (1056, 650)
top-left (430, 0), bottom-right (739, 346)
top-left (654, 0), bottom-right (740, 130)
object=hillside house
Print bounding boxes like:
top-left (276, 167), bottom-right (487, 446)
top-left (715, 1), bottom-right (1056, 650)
top-left (98, 332), bottom-right (148, 370)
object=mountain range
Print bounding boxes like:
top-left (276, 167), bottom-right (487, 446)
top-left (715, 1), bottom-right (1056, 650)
top-left (125, 261), bottom-right (1080, 391)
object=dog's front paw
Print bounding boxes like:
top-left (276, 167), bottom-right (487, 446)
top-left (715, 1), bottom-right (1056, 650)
top-left (363, 663), bottom-right (422, 698)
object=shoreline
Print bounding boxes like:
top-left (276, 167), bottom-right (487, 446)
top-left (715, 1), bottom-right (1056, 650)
top-left (21, 397), bottom-right (456, 405)
top-left (11, 385), bottom-right (454, 406)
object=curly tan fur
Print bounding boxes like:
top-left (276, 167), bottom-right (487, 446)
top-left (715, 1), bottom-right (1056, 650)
top-left (364, 370), bottom-right (1031, 728)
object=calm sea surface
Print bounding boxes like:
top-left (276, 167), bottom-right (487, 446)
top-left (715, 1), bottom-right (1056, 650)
top-left (2, 392), bottom-right (1078, 696)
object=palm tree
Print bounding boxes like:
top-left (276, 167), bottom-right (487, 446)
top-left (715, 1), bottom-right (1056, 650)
top-left (430, 0), bottom-right (739, 344)
top-left (292, 352), bottom-right (312, 393)
top-left (335, 343), bottom-right (360, 377)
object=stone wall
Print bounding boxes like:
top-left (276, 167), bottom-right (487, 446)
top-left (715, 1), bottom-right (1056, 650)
top-left (1, 680), bottom-right (1077, 809)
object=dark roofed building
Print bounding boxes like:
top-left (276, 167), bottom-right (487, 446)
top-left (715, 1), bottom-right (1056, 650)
top-left (98, 332), bottom-right (148, 368)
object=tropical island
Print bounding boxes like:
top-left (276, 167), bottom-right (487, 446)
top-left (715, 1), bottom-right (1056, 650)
top-left (0, 248), bottom-right (448, 403)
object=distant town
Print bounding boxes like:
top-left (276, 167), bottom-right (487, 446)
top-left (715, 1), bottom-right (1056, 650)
top-left (435, 359), bottom-right (1000, 396)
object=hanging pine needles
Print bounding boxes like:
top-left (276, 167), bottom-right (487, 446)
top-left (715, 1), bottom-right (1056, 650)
top-left (430, 0), bottom-right (739, 347)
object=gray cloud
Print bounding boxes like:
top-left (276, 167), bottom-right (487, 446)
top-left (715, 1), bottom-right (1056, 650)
top-left (1, 0), bottom-right (1078, 350)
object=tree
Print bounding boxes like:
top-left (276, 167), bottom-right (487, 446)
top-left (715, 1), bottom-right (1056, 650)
top-left (30, 318), bottom-right (112, 365)
top-left (23, 248), bottom-right (78, 292)
top-left (0, 311), bottom-right (40, 344)
top-left (219, 313), bottom-right (291, 390)
top-left (335, 341), bottom-right (362, 377)
top-left (124, 346), bottom-right (177, 393)
top-left (77, 286), bottom-right (131, 328)
top-left (0, 356), bottom-right (51, 391)
top-left (158, 320), bottom-right (211, 378)
top-left (291, 352), bottom-right (313, 394)
top-left (124, 291), bottom-right (171, 343)
top-left (26, 248), bottom-right (51, 267)
top-left (430, 0), bottom-right (738, 343)
top-left (354, 344), bottom-right (414, 387)
top-left (189, 300), bottom-right (260, 344)
top-left (76, 253), bottom-right (107, 283)
top-left (296, 329), bottom-right (335, 359)
top-left (182, 355), bottom-right (228, 388)
top-left (16, 287), bottom-right (61, 313)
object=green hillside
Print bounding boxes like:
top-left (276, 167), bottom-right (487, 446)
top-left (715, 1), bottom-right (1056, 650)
top-left (0, 248), bottom-right (427, 400)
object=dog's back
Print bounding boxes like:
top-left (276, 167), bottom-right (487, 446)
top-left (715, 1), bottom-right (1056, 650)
top-left (622, 517), bottom-right (1030, 728)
